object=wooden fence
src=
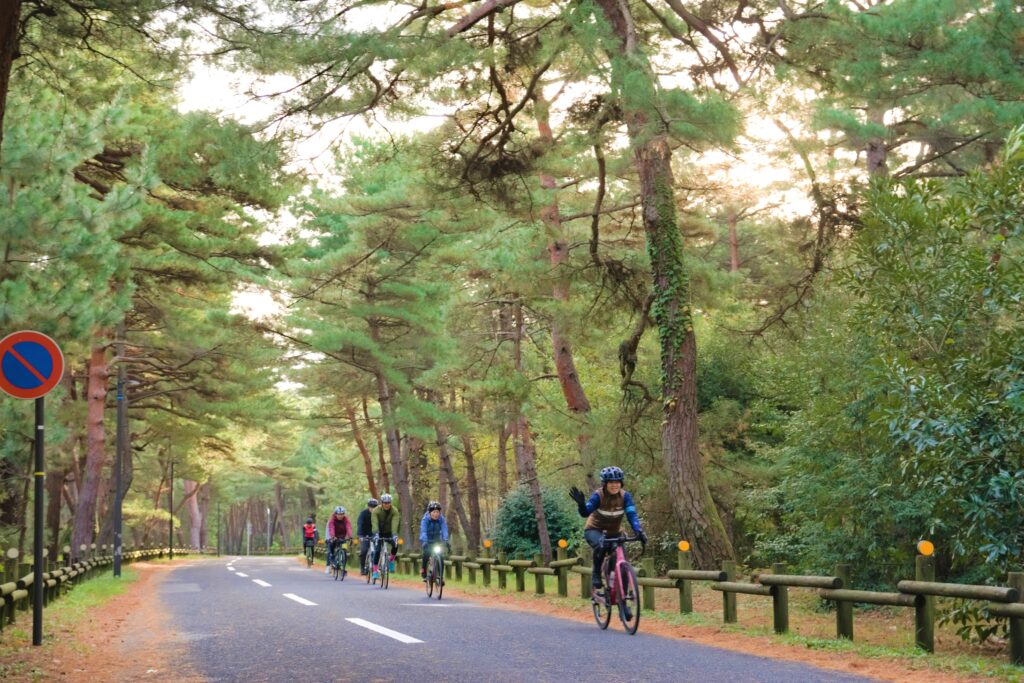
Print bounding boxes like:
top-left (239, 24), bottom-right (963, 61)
top-left (376, 543), bottom-right (1024, 666)
top-left (0, 543), bottom-right (191, 636)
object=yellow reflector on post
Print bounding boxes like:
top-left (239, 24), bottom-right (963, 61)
top-left (483, 539), bottom-right (492, 548)
top-left (917, 540), bottom-right (934, 556)
top-left (678, 540), bottom-right (691, 552)
top-left (397, 538), bottom-right (404, 545)
top-left (558, 539), bottom-right (568, 549)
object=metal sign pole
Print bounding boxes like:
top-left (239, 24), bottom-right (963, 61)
top-left (32, 397), bottom-right (44, 646)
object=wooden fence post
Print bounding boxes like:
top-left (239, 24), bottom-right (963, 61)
top-left (678, 549), bottom-right (693, 613)
top-left (914, 554), bottom-right (935, 652)
top-left (771, 562), bottom-right (789, 634)
top-left (4, 548), bottom-right (17, 585)
top-left (497, 551), bottom-right (508, 590)
top-left (722, 560), bottom-right (737, 623)
top-left (467, 551), bottom-right (477, 585)
top-left (580, 545), bottom-right (592, 599)
top-left (556, 547), bottom-right (568, 597)
top-left (482, 546), bottom-right (492, 587)
top-left (642, 557), bottom-right (655, 611)
top-left (1008, 571), bottom-right (1024, 665)
top-left (835, 564), bottom-right (853, 640)
top-left (514, 554), bottom-right (526, 593)
top-left (532, 554), bottom-right (544, 595)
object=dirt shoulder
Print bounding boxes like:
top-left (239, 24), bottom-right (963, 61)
top-left (388, 574), bottom-right (1014, 683)
top-left (0, 560), bottom-right (204, 682)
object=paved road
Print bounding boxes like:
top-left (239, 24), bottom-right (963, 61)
top-left (160, 557), bottom-right (877, 682)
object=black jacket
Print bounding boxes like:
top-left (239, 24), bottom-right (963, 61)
top-left (356, 508), bottom-right (373, 537)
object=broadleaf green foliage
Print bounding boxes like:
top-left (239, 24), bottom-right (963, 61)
top-left (493, 487), bottom-right (581, 558)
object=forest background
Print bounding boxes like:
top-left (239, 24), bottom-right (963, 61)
top-left (0, 0), bottom-right (1021, 644)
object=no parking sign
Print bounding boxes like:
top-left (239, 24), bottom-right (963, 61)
top-left (0, 331), bottom-right (64, 399)
top-left (0, 330), bottom-right (64, 646)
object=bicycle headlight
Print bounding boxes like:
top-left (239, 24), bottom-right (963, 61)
top-left (433, 544), bottom-right (442, 554)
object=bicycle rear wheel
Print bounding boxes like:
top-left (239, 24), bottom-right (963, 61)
top-left (617, 562), bottom-right (641, 635)
top-left (426, 562), bottom-right (435, 597)
top-left (305, 546), bottom-right (313, 568)
top-left (380, 558), bottom-right (389, 589)
top-left (592, 588), bottom-right (611, 629)
top-left (338, 550), bottom-right (347, 580)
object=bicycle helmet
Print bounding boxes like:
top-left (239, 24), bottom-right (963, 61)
top-left (367, 498), bottom-right (378, 508)
top-left (334, 506), bottom-right (346, 515)
top-left (306, 516), bottom-right (314, 524)
top-left (427, 500), bottom-right (442, 511)
top-left (600, 466), bottom-right (625, 483)
top-left (380, 493), bottom-right (393, 504)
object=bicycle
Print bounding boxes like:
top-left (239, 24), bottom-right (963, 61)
top-left (303, 542), bottom-right (315, 568)
top-left (328, 540), bottom-right (348, 581)
top-left (364, 536), bottom-right (378, 585)
top-left (591, 534), bottom-right (644, 635)
top-left (424, 542), bottom-right (448, 600)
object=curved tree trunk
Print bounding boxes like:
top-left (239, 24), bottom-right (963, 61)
top-left (459, 435), bottom-right (482, 549)
top-left (594, 0), bottom-right (735, 568)
top-left (363, 396), bottom-right (390, 493)
top-left (346, 403), bottom-right (379, 498)
top-left (534, 94), bottom-right (597, 490)
top-left (0, 0), bottom-right (22, 160)
top-left (71, 342), bottom-right (109, 560)
top-left (183, 479), bottom-right (202, 549)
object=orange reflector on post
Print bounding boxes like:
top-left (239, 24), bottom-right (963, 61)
top-left (558, 539), bottom-right (568, 549)
top-left (678, 540), bottom-right (691, 552)
top-left (917, 540), bottom-right (934, 556)
top-left (397, 538), bottom-right (404, 545)
top-left (483, 539), bottom-right (492, 548)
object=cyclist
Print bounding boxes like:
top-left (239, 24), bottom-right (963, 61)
top-left (418, 501), bottom-right (449, 581)
top-left (356, 498), bottom-right (378, 576)
top-left (370, 493), bottom-right (400, 579)
top-left (302, 516), bottom-right (319, 565)
top-left (569, 466), bottom-right (647, 597)
top-left (325, 506), bottom-right (353, 574)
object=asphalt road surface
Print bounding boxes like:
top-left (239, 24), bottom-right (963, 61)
top-left (161, 556), bottom-right (878, 682)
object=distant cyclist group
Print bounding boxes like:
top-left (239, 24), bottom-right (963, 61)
top-left (301, 492), bottom-right (452, 585)
top-left (298, 465), bottom-right (647, 628)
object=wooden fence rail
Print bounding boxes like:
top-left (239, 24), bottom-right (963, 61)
top-left (0, 544), bottom-right (191, 637)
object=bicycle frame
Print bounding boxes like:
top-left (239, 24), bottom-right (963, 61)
top-left (600, 536), bottom-right (641, 605)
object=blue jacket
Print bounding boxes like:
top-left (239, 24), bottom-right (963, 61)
top-left (419, 512), bottom-right (449, 546)
top-left (583, 490), bottom-right (642, 533)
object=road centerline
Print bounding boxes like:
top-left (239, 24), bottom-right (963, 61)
top-left (235, 572), bottom-right (249, 577)
top-left (253, 579), bottom-right (271, 587)
top-left (283, 593), bottom-right (317, 606)
top-left (346, 618), bottom-right (423, 644)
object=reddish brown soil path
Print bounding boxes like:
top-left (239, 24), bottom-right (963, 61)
top-left (0, 561), bottom-right (204, 682)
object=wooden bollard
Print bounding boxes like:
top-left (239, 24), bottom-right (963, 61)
top-left (533, 554), bottom-right (544, 595)
top-left (17, 562), bottom-right (31, 612)
top-left (642, 557), bottom-right (655, 611)
top-left (1008, 572), bottom-right (1023, 665)
top-left (514, 555), bottom-right (526, 592)
top-left (722, 560), bottom-right (737, 623)
top-left (914, 554), bottom-right (935, 652)
top-left (771, 562), bottom-right (789, 634)
top-left (467, 552), bottom-right (477, 585)
top-left (481, 546), bottom-right (492, 587)
top-left (678, 549), bottom-right (693, 613)
top-left (835, 564), bottom-right (853, 640)
top-left (580, 545), bottom-right (592, 599)
top-left (497, 552), bottom-right (508, 590)
top-left (4, 548), bottom-right (17, 585)
top-left (556, 547), bottom-right (568, 597)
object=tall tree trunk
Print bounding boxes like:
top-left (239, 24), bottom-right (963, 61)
top-left (459, 435), bottom-right (483, 550)
top-left (363, 396), bottom-right (390, 493)
top-left (46, 466), bottom-right (65, 560)
top-left (304, 483), bottom-right (317, 520)
top-left (496, 423), bottom-right (510, 498)
top-left (534, 94), bottom-right (597, 490)
top-left (274, 482), bottom-right (287, 547)
top-left (593, 0), bottom-right (735, 568)
top-left (512, 300), bottom-right (552, 561)
top-left (346, 404), bottom-right (379, 498)
top-left (71, 342), bottom-right (109, 560)
top-left (866, 104), bottom-right (889, 177)
top-left (727, 206), bottom-right (740, 273)
top-left (435, 422), bottom-right (474, 549)
top-left (0, 0), bottom-right (21, 161)
top-left (16, 443), bottom-right (30, 558)
top-left (406, 435), bottom-right (429, 515)
top-left (198, 481), bottom-right (210, 549)
top-left (183, 480), bottom-right (202, 549)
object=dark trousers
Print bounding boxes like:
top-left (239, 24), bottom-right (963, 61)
top-left (359, 537), bottom-right (371, 572)
top-left (373, 538), bottom-right (397, 567)
top-left (584, 529), bottom-right (607, 587)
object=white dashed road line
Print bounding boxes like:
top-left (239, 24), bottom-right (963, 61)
top-left (253, 579), bottom-right (271, 587)
top-left (283, 593), bottom-right (317, 606)
top-left (345, 618), bottom-right (423, 644)
top-left (235, 572), bottom-right (249, 577)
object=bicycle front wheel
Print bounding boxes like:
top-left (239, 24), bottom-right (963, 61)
top-left (305, 547), bottom-right (313, 568)
top-left (380, 559), bottom-right (389, 589)
top-left (617, 562), bottom-right (641, 635)
top-left (434, 556), bottom-right (444, 600)
top-left (338, 550), bottom-right (347, 580)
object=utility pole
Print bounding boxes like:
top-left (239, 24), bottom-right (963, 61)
top-left (168, 459), bottom-right (174, 561)
top-left (113, 324), bottom-right (126, 577)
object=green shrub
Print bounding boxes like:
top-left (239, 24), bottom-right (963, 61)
top-left (493, 486), bottom-right (582, 557)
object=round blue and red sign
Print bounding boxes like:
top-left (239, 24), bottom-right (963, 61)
top-left (0, 331), bottom-right (65, 399)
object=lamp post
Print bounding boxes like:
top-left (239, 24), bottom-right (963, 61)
top-left (168, 459), bottom-right (174, 561)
